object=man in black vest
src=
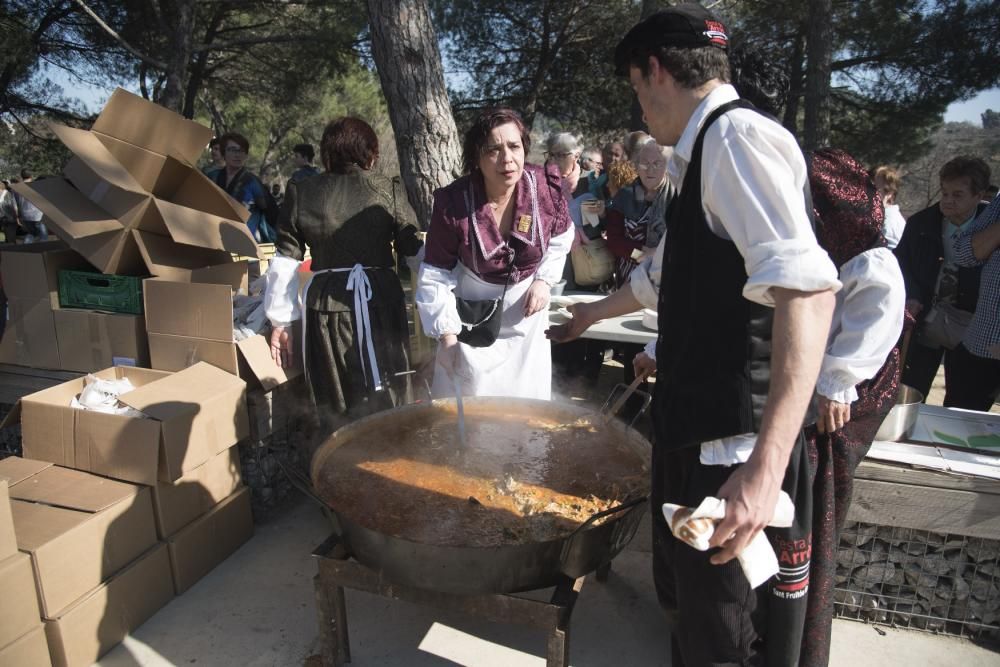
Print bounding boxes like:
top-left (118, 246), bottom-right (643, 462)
top-left (549, 5), bottom-right (840, 665)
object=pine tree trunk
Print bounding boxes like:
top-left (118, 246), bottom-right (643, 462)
top-left (367, 0), bottom-right (462, 229)
top-left (155, 0), bottom-right (195, 114)
top-left (803, 0), bottom-right (832, 149)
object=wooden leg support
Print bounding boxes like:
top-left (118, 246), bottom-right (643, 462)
top-left (314, 575), bottom-right (351, 666)
top-left (546, 625), bottom-right (569, 667)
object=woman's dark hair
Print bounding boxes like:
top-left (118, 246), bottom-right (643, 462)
top-left (320, 117), bottom-right (379, 173)
top-left (729, 43), bottom-right (788, 117)
top-left (293, 143), bottom-right (315, 162)
top-left (218, 132), bottom-right (250, 153)
top-left (939, 156), bottom-right (991, 195)
top-left (461, 108), bottom-right (530, 174)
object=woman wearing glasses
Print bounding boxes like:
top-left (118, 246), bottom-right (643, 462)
top-left (214, 132), bottom-right (279, 243)
top-left (605, 139), bottom-right (673, 289)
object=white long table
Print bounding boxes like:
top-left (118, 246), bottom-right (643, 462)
top-left (547, 292), bottom-right (657, 345)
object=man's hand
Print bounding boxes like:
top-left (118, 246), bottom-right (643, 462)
top-left (709, 457), bottom-right (784, 565)
top-left (523, 280), bottom-right (550, 318)
top-left (546, 302), bottom-right (597, 343)
top-left (708, 287), bottom-right (836, 565)
top-left (436, 334), bottom-right (460, 378)
top-left (269, 326), bottom-right (293, 369)
top-left (905, 299), bottom-right (923, 319)
top-left (633, 351), bottom-right (656, 377)
top-left (816, 395), bottom-right (850, 434)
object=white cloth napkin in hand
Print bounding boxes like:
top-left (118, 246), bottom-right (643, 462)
top-left (663, 491), bottom-right (795, 588)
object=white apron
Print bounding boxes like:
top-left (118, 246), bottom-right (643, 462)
top-left (432, 264), bottom-right (551, 400)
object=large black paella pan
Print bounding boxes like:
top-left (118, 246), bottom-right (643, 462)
top-left (310, 398), bottom-right (652, 595)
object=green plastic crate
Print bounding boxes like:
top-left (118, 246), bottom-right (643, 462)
top-left (58, 270), bottom-right (145, 315)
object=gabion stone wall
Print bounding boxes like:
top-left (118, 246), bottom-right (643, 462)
top-left (835, 521), bottom-right (1000, 642)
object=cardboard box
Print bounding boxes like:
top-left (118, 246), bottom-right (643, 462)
top-left (0, 298), bottom-right (62, 370)
top-left (8, 363), bottom-right (249, 486)
top-left (10, 89), bottom-right (258, 280)
top-left (144, 263), bottom-right (301, 390)
top-left (0, 552), bottom-right (42, 648)
top-left (0, 243), bottom-right (92, 306)
top-left (0, 243), bottom-right (94, 370)
top-left (1, 460), bottom-right (157, 618)
top-left (168, 486), bottom-right (253, 594)
top-left (152, 446), bottom-right (242, 539)
top-left (53, 309), bottom-right (149, 372)
top-left (44, 543), bottom-right (173, 667)
top-left (0, 625), bottom-right (51, 667)
top-left (0, 481), bottom-right (15, 561)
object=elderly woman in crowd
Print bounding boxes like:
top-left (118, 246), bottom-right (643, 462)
top-left (416, 108), bottom-right (573, 399)
top-left (605, 140), bottom-right (671, 289)
top-left (265, 117), bottom-right (422, 437)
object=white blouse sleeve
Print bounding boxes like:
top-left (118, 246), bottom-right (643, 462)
top-left (534, 224), bottom-right (574, 285)
top-left (629, 232), bottom-right (664, 310)
top-left (264, 255), bottom-right (302, 327)
top-left (415, 262), bottom-right (463, 338)
top-left (816, 248), bottom-right (905, 404)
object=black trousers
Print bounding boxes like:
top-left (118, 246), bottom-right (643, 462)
top-left (900, 338), bottom-right (947, 398)
top-left (945, 343), bottom-right (1000, 411)
top-left (651, 437), bottom-right (812, 667)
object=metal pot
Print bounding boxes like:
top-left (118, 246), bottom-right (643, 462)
top-left (310, 398), bottom-right (651, 595)
top-left (874, 384), bottom-right (924, 441)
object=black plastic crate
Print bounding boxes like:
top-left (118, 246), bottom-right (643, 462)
top-left (58, 270), bottom-right (145, 315)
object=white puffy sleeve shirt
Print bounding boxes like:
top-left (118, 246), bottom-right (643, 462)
top-left (816, 248), bottom-right (905, 404)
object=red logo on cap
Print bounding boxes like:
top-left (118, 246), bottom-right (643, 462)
top-left (703, 20), bottom-right (728, 47)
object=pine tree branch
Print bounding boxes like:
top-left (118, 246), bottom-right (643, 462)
top-left (69, 0), bottom-right (168, 71)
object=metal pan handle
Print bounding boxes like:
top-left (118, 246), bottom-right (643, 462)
top-left (568, 495), bottom-right (647, 537)
top-left (600, 382), bottom-right (653, 430)
top-left (276, 455), bottom-right (332, 510)
top-left (559, 496), bottom-right (648, 574)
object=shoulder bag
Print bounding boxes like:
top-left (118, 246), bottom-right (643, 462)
top-left (455, 253), bottom-right (515, 348)
top-left (570, 237), bottom-right (614, 286)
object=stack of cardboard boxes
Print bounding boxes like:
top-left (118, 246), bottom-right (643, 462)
top-left (0, 477), bottom-right (50, 666)
top-left (0, 242), bottom-right (150, 372)
top-left (0, 362), bottom-right (254, 666)
top-left (4, 87), bottom-right (301, 388)
top-left (3, 87), bottom-right (261, 376)
top-left (0, 89), bottom-right (307, 665)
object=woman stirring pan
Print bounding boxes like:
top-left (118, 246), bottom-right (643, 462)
top-left (416, 108), bottom-right (574, 399)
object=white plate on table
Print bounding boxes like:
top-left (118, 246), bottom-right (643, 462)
top-left (549, 293), bottom-right (606, 309)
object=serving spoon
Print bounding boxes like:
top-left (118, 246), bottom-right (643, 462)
top-left (454, 377), bottom-right (467, 446)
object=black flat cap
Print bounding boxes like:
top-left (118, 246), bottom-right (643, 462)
top-left (614, 3), bottom-right (729, 75)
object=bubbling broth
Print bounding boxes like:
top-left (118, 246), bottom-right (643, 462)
top-left (316, 409), bottom-right (649, 548)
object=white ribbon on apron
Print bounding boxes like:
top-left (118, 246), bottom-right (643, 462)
top-left (300, 263), bottom-right (383, 392)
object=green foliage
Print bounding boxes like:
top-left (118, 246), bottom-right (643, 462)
top-left (433, 0), bottom-right (637, 138)
top-left (196, 63), bottom-right (394, 182)
top-left (0, 118), bottom-right (73, 179)
top-left (723, 0), bottom-right (1000, 164)
top-left (984, 110), bottom-right (1000, 130)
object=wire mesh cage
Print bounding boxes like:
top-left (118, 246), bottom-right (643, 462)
top-left (834, 521), bottom-right (1000, 643)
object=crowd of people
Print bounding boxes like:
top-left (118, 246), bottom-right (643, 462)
top-left (2, 4), bottom-right (997, 665)
top-left (254, 5), bottom-right (998, 667)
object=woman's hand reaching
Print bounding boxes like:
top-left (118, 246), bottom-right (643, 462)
top-left (523, 279), bottom-right (550, 318)
top-left (269, 325), bottom-right (293, 369)
top-left (436, 334), bottom-right (460, 378)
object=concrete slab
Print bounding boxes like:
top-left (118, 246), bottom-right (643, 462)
top-left (96, 497), bottom-right (999, 667)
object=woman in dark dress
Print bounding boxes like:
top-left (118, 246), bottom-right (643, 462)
top-left (264, 117), bottom-right (422, 436)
